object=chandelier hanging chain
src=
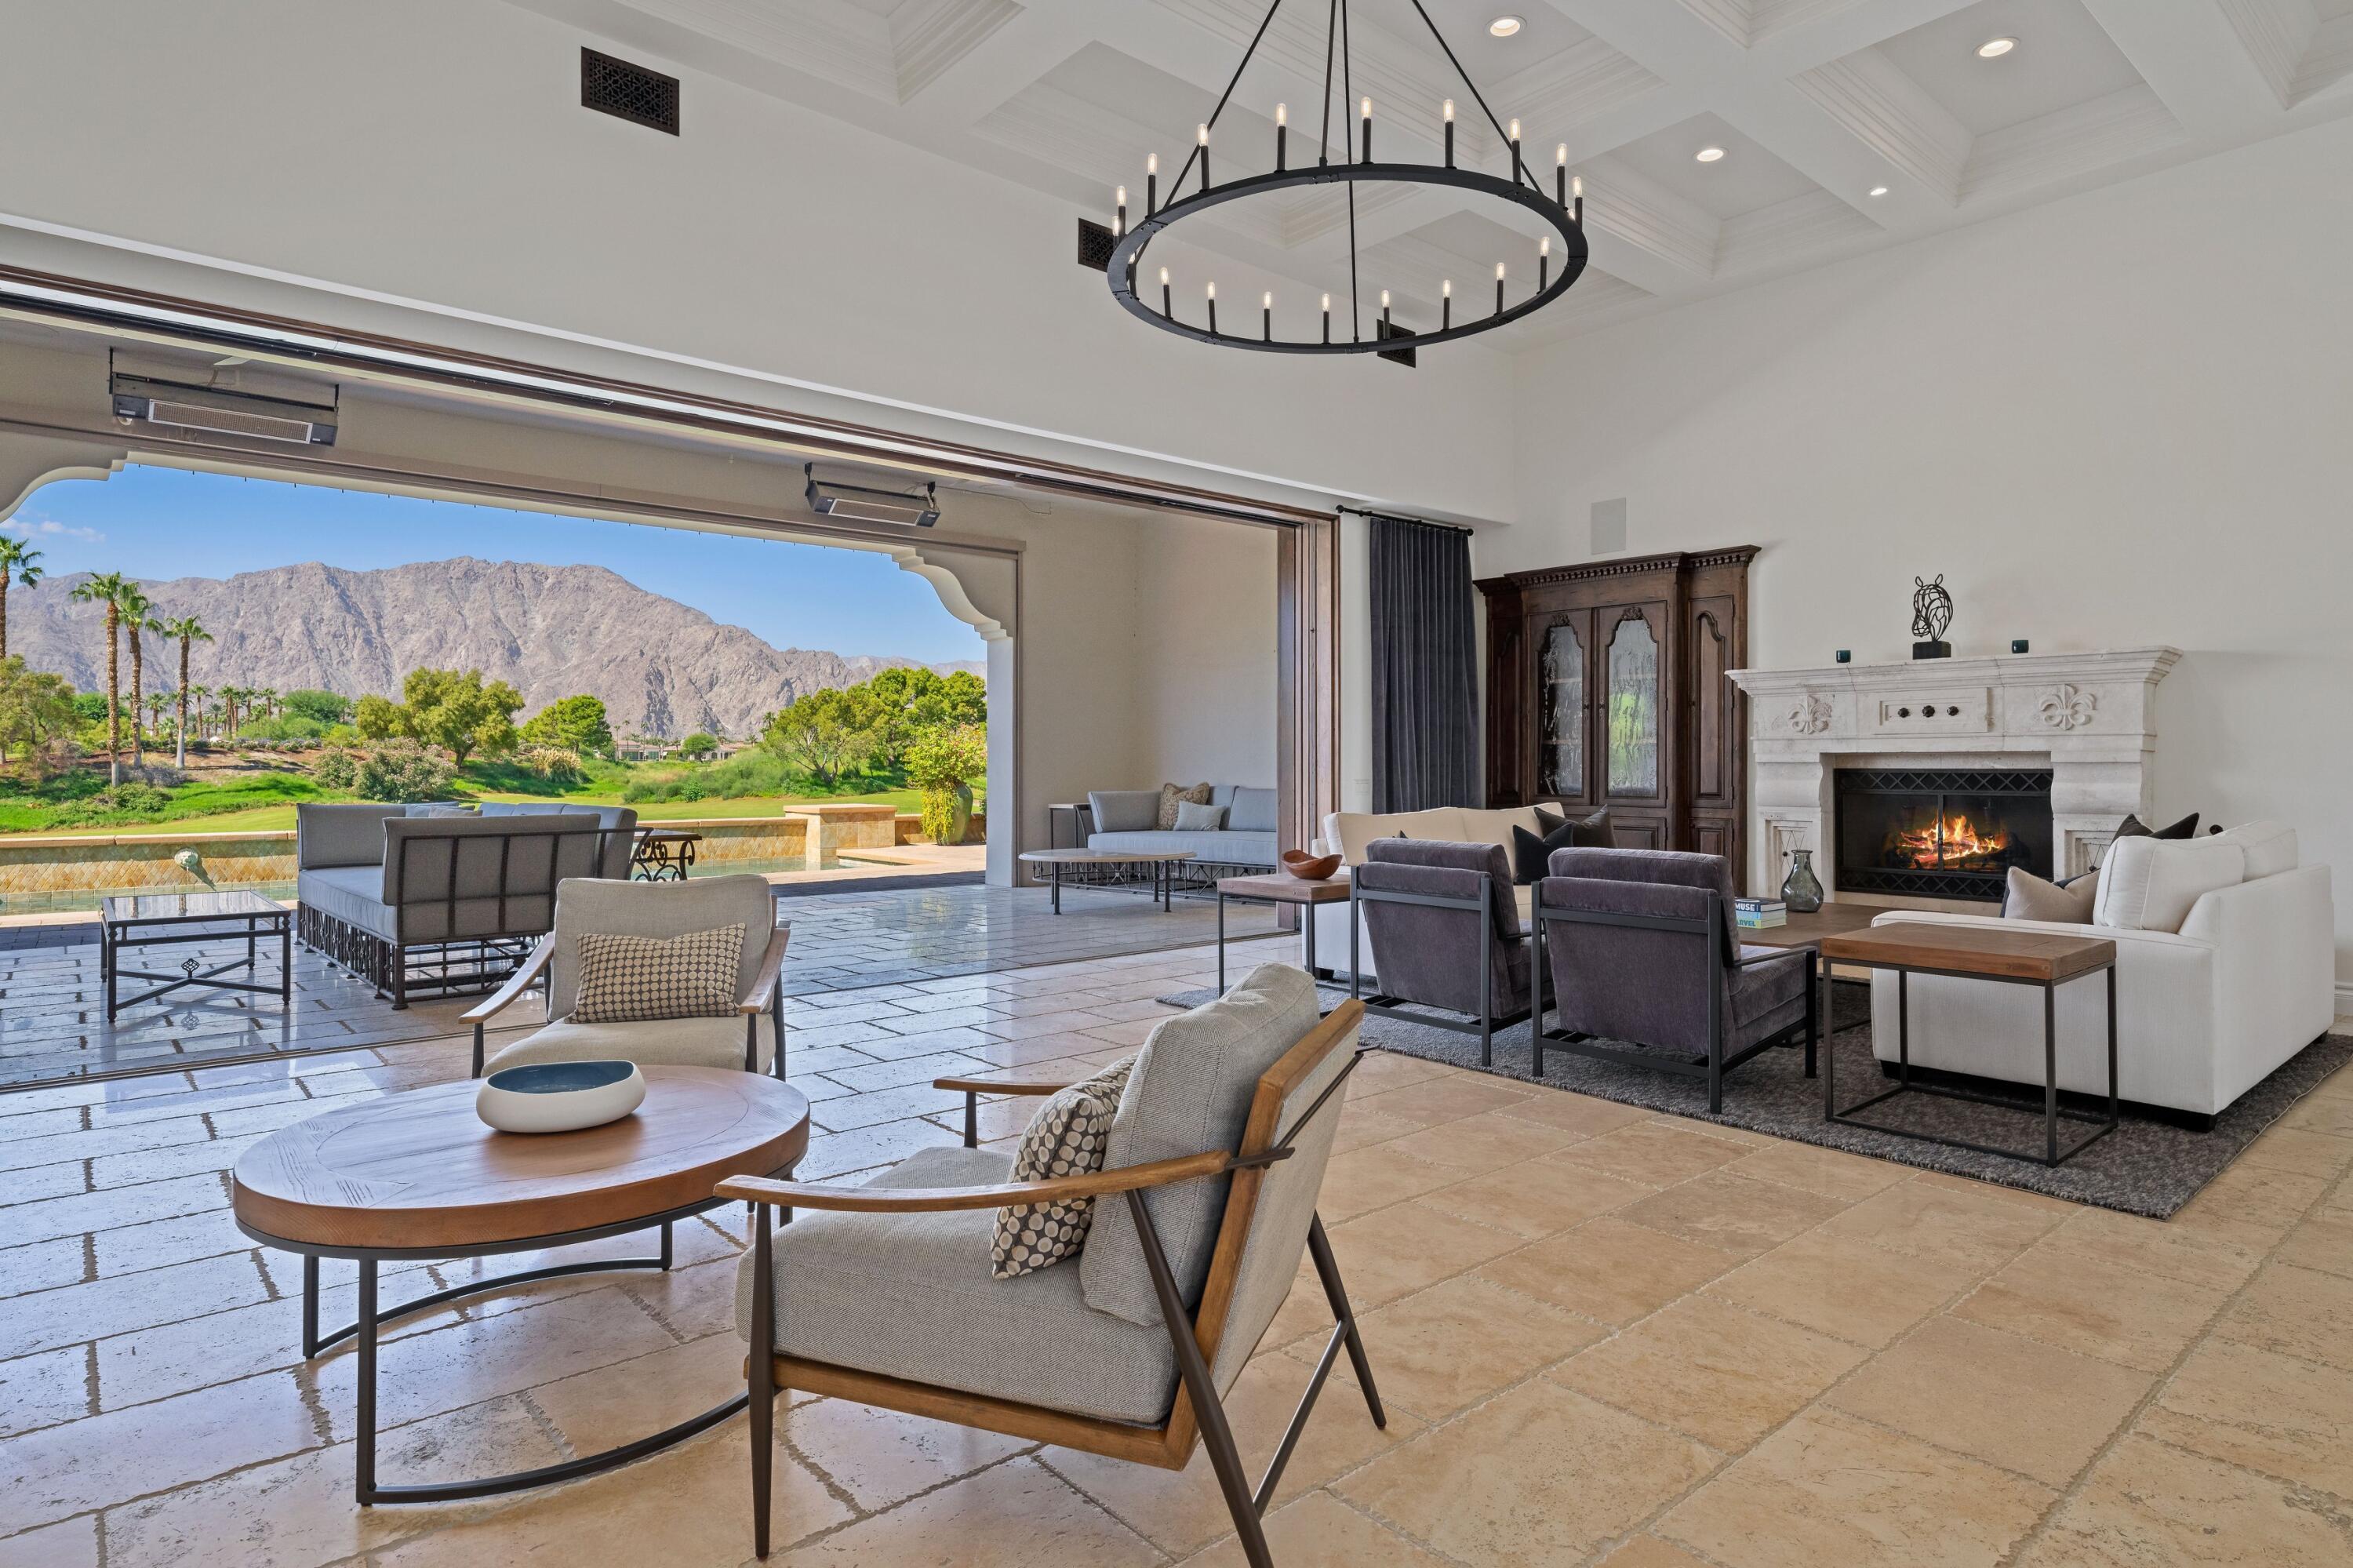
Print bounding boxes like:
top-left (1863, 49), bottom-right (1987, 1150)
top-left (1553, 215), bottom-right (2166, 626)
top-left (1097, 0), bottom-right (1590, 354)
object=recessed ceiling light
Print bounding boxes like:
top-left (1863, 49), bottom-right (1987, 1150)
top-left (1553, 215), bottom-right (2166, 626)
top-left (1694, 146), bottom-right (1726, 163)
top-left (1869, 185), bottom-right (1889, 197)
top-left (1489, 15), bottom-right (1523, 37)
top-left (1977, 36), bottom-right (2017, 58)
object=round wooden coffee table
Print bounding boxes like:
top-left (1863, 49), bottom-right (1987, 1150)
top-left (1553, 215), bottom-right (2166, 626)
top-left (232, 1065), bottom-right (809, 1504)
top-left (1017, 848), bottom-right (1197, 912)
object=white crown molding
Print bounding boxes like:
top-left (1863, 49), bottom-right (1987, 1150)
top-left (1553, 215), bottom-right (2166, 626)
top-left (1729, 647), bottom-right (2183, 697)
top-left (1715, 187), bottom-right (1876, 275)
top-left (1678, 0), bottom-right (1755, 50)
top-left (1747, 0), bottom-right (1882, 48)
top-left (1579, 155), bottom-right (1722, 278)
top-left (1495, 38), bottom-right (1667, 136)
top-left (2217, 0), bottom-right (2320, 108)
top-left (893, 0), bottom-right (1024, 103)
top-left (638, 0), bottom-right (897, 101)
top-left (1962, 84), bottom-right (2187, 203)
top-left (1789, 47), bottom-right (1971, 205)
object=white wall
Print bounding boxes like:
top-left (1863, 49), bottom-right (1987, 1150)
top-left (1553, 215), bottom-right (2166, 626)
top-left (0, 0), bottom-right (1513, 523)
top-left (1487, 115), bottom-right (2353, 988)
top-left (1128, 515), bottom-right (1278, 790)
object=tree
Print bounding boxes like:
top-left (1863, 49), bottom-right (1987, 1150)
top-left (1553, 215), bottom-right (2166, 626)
top-left (519, 693), bottom-right (613, 756)
top-left (67, 571), bottom-right (133, 785)
top-left (677, 730), bottom-right (719, 759)
top-left (0, 657), bottom-right (75, 766)
top-left (354, 691), bottom-right (402, 740)
top-left (0, 537), bottom-right (42, 661)
top-left (842, 667), bottom-right (988, 769)
top-left (158, 616), bottom-right (212, 768)
top-left (282, 689), bottom-right (351, 726)
top-left (758, 686), bottom-right (880, 788)
top-left (252, 686), bottom-right (279, 722)
top-left (216, 685), bottom-right (246, 741)
top-left (395, 668), bottom-right (522, 766)
top-left (117, 585), bottom-right (156, 762)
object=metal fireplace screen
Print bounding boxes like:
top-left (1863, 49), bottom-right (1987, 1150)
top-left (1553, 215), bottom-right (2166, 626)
top-left (1833, 769), bottom-right (2053, 901)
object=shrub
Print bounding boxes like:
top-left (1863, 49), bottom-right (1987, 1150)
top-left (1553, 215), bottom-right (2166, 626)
top-left (119, 762), bottom-right (189, 789)
top-left (238, 715), bottom-right (326, 747)
top-left (314, 740), bottom-right (453, 802)
top-left (907, 724), bottom-right (986, 846)
top-left (518, 745), bottom-right (586, 788)
top-left (622, 748), bottom-right (811, 803)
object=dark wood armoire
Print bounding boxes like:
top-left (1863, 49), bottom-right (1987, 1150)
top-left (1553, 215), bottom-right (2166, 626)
top-left (1475, 547), bottom-right (1755, 890)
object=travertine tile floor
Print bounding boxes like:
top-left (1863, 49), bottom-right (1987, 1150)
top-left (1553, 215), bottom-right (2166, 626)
top-left (0, 932), bottom-right (2348, 1567)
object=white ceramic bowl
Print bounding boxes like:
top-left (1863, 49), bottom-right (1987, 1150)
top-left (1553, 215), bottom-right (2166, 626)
top-left (475, 1060), bottom-right (646, 1134)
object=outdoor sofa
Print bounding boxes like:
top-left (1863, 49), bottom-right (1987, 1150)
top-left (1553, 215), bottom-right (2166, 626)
top-left (294, 802), bottom-right (637, 1006)
top-left (1079, 784), bottom-right (1280, 889)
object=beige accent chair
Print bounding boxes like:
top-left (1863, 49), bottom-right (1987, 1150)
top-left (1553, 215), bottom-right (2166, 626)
top-left (462, 875), bottom-right (790, 1079)
top-left (719, 969), bottom-right (1379, 1567)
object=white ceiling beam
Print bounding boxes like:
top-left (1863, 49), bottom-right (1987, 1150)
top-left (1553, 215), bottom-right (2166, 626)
top-left (2079, 0), bottom-right (2304, 133)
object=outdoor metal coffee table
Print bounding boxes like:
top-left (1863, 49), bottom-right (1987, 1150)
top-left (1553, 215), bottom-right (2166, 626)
top-left (1817, 922), bottom-right (2118, 1167)
top-left (231, 1065), bottom-right (810, 1504)
top-left (1017, 848), bottom-right (1195, 913)
top-left (100, 890), bottom-right (292, 1021)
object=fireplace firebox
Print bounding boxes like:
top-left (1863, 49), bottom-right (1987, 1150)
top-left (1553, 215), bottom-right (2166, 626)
top-left (1834, 769), bottom-right (2053, 901)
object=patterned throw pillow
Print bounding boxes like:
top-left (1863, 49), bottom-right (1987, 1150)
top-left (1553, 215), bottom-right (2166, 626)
top-left (1157, 781), bottom-right (1212, 830)
top-left (991, 1057), bottom-right (1136, 1280)
top-left (573, 922), bottom-right (744, 1024)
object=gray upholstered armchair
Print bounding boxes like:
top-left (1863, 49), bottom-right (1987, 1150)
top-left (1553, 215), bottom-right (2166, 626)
top-left (1531, 848), bottom-right (1816, 1111)
top-left (720, 970), bottom-right (1381, 1567)
top-left (1348, 837), bottom-right (1537, 1067)
top-left (463, 875), bottom-right (790, 1079)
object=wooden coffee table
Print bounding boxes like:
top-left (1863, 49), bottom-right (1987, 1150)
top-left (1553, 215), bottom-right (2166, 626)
top-left (1018, 848), bottom-right (1196, 913)
top-left (1817, 922), bottom-right (2118, 1167)
top-left (232, 1066), bottom-right (810, 1504)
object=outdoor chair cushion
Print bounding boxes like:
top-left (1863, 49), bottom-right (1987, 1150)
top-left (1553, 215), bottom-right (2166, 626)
top-left (1086, 828), bottom-right (1278, 864)
top-left (482, 1011), bottom-right (776, 1074)
top-left (734, 1144), bottom-right (1181, 1424)
top-left (1081, 962), bottom-right (1323, 1327)
top-left (1225, 787), bottom-right (1279, 834)
top-left (294, 803), bottom-right (409, 870)
top-left (573, 922), bottom-right (744, 1023)
top-left (296, 864), bottom-right (398, 941)
top-left (547, 876), bottom-right (777, 1020)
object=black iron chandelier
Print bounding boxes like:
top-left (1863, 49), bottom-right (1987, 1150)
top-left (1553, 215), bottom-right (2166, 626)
top-left (1101, 0), bottom-right (1588, 355)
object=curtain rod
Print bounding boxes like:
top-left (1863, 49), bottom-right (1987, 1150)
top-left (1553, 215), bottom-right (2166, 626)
top-left (1350, 508), bottom-right (1476, 535)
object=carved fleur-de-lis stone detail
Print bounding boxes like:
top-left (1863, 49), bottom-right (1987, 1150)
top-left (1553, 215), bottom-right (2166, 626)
top-left (2037, 683), bottom-right (2097, 731)
top-left (1781, 692), bottom-right (1833, 735)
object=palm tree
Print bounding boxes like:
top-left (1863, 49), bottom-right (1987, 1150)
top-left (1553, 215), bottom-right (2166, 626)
top-left (116, 586), bottom-right (155, 763)
top-left (0, 537), bottom-right (42, 661)
top-left (253, 686), bottom-right (280, 722)
top-left (67, 570), bottom-right (133, 785)
top-left (220, 684), bottom-right (247, 741)
top-left (158, 617), bottom-right (212, 768)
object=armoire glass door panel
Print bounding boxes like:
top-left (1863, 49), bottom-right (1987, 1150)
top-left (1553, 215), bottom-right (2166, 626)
top-left (1605, 611), bottom-right (1662, 798)
top-left (1538, 617), bottom-right (1586, 799)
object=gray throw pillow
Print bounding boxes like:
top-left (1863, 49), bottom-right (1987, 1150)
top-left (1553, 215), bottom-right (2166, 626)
top-left (2002, 866), bottom-right (2098, 923)
top-left (991, 1057), bottom-right (1136, 1279)
top-left (1157, 781), bottom-right (1213, 830)
top-left (1173, 800), bottom-right (1226, 831)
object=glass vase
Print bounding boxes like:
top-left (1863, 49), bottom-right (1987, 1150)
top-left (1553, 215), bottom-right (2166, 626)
top-left (1780, 849), bottom-right (1824, 913)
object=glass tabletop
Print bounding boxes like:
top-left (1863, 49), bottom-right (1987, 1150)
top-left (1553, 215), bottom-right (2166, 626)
top-left (101, 890), bottom-right (289, 923)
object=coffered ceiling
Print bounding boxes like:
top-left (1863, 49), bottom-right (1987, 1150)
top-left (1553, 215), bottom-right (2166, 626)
top-left (508, 0), bottom-right (2353, 344)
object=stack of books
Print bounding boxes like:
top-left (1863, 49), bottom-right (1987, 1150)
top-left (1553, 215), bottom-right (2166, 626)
top-left (1734, 897), bottom-right (1787, 930)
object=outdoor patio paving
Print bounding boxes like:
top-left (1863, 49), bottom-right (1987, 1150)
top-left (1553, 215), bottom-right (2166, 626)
top-left (0, 879), bottom-right (1283, 1088)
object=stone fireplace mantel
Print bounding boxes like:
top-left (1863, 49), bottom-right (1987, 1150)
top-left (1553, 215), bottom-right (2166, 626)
top-left (1726, 647), bottom-right (2180, 893)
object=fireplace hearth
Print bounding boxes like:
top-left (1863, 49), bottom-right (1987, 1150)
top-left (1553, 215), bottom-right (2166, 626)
top-left (1835, 769), bottom-right (2053, 901)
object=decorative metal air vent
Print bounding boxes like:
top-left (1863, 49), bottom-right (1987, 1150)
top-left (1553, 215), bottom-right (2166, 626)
top-left (581, 48), bottom-right (680, 135)
top-left (1076, 219), bottom-right (1117, 271)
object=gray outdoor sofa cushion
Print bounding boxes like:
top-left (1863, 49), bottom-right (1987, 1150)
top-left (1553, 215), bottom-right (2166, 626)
top-left (485, 1012), bottom-right (776, 1073)
top-left (1086, 828), bottom-right (1279, 864)
top-left (733, 1144), bottom-right (1182, 1424)
top-left (1081, 962), bottom-right (1322, 1326)
top-left (295, 864), bottom-right (398, 940)
top-left (1086, 790), bottom-right (1162, 833)
top-left (380, 813), bottom-right (602, 944)
top-left (297, 804), bottom-right (411, 869)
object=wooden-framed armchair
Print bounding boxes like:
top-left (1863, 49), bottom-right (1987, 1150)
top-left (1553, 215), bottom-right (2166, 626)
top-left (718, 979), bottom-right (1379, 1567)
top-left (460, 875), bottom-right (791, 1079)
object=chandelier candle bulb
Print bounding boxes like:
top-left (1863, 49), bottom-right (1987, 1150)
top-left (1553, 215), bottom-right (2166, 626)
top-left (1263, 290), bottom-right (1273, 340)
top-left (1442, 277), bottom-right (1453, 329)
top-left (1539, 234), bottom-right (1550, 289)
top-left (1197, 123), bottom-right (1210, 191)
top-left (1147, 151), bottom-right (1158, 216)
top-left (1495, 260), bottom-right (1506, 316)
top-left (1160, 266), bottom-right (1171, 319)
top-left (1275, 101), bottom-right (1287, 169)
top-left (1205, 279), bottom-right (1217, 334)
top-left (1380, 289), bottom-right (1391, 331)
top-left (1444, 99), bottom-right (1456, 166)
top-left (1509, 118), bottom-right (1522, 183)
top-left (1361, 97), bottom-right (1373, 162)
top-left (1321, 291), bottom-right (1331, 343)
top-left (1555, 144), bottom-right (1568, 206)
top-left (1115, 185), bottom-right (1126, 234)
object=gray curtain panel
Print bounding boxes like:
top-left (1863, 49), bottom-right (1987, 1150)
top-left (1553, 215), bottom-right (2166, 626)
top-left (1369, 515), bottom-right (1478, 813)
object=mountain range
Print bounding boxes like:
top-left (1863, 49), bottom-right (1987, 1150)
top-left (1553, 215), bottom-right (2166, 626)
top-left (8, 558), bottom-right (981, 740)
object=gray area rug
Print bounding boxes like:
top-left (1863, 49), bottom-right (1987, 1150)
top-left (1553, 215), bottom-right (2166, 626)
top-left (1158, 981), bottom-right (2352, 1219)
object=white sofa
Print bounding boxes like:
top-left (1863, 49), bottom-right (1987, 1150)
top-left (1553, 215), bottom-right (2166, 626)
top-left (1860, 822), bottom-right (2335, 1124)
top-left (1307, 805), bottom-right (1553, 981)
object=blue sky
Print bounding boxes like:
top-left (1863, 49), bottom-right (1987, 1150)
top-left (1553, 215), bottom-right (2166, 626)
top-left (8, 465), bottom-right (984, 664)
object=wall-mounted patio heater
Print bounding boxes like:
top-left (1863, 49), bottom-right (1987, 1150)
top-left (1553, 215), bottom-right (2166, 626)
top-left (804, 464), bottom-right (940, 527)
top-left (110, 372), bottom-right (338, 446)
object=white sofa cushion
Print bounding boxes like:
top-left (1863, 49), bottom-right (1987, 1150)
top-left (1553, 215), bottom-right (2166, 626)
top-left (1457, 806), bottom-right (1547, 849)
top-left (2209, 820), bottom-right (2298, 880)
top-left (1322, 808), bottom-right (1467, 865)
top-left (2094, 836), bottom-right (2245, 933)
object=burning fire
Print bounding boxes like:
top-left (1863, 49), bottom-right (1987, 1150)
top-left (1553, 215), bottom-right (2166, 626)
top-left (1886, 812), bottom-right (2012, 870)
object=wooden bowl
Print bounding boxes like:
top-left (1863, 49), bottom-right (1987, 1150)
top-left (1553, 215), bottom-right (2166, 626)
top-left (1282, 850), bottom-right (1341, 882)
